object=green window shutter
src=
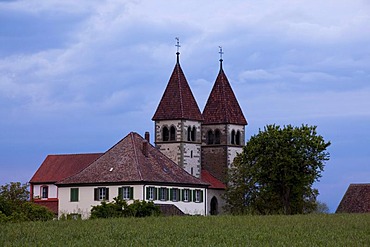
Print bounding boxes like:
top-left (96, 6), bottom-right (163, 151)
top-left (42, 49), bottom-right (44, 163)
top-left (166, 188), bottom-right (169, 201)
top-left (154, 188), bottom-right (158, 200)
top-left (159, 188), bottom-right (163, 200)
top-left (181, 189), bottom-right (185, 202)
top-left (118, 187), bottom-right (123, 200)
top-left (106, 188), bottom-right (109, 201)
top-left (188, 190), bottom-right (192, 202)
top-left (70, 188), bottom-right (78, 202)
top-left (193, 190), bottom-right (196, 202)
top-left (169, 188), bottom-right (173, 201)
top-left (129, 187), bottom-right (134, 200)
top-left (146, 187), bottom-right (149, 200)
top-left (94, 188), bottom-right (99, 201)
top-left (200, 190), bottom-right (203, 203)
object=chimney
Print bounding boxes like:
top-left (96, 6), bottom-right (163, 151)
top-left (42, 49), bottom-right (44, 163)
top-left (142, 140), bottom-right (148, 157)
top-left (145, 131), bottom-right (150, 142)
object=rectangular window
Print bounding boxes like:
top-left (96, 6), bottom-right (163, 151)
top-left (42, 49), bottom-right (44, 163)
top-left (119, 187), bottom-right (134, 200)
top-left (159, 187), bottom-right (168, 201)
top-left (41, 186), bottom-right (48, 199)
top-left (170, 188), bottom-right (178, 201)
top-left (146, 187), bottom-right (157, 201)
top-left (193, 189), bottom-right (203, 203)
top-left (94, 187), bottom-right (109, 201)
top-left (182, 189), bottom-right (190, 202)
top-left (70, 188), bottom-right (79, 202)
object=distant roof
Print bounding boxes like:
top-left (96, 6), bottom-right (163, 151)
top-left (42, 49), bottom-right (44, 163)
top-left (336, 183), bottom-right (370, 213)
top-left (203, 63), bottom-right (247, 125)
top-left (30, 153), bottom-right (102, 184)
top-left (58, 132), bottom-right (208, 187)
top-left (152, 58), bottom-right (203, 121)
top-left (201, 169), bottom-right (226, 189)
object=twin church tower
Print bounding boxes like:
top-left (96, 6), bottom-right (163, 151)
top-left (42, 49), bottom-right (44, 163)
top-left (152, 42), bottom-right (247, 183)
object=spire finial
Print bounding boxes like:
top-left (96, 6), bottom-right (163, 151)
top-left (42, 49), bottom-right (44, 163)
top-left (175, 37), bottom-right (181, 63)
top-left (219, 46), bottom-right (224, 69)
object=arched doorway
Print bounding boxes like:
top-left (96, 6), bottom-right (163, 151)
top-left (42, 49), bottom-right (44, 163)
top-left (210, 196), bottom-right (218, 215)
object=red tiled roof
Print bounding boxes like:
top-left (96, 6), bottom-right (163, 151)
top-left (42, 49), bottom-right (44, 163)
top-left (201, 169), bottom-right (226, 189)
top-left (58, 132), bottom-right (208, 187)
top-left (336, 183), bottom-right (370, 213)
top-left (30, 153), bottom-right (102, 183)
top-left (203, 63), bottom-right (247, 125)
top-left (152, 58), bottom-right (203, 121)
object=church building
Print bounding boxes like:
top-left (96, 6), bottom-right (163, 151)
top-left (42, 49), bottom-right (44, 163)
top-left (29, 42), bottom-right (247, 218)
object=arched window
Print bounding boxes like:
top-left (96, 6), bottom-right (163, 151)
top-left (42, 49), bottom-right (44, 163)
top-left (191, 126), bottom-right (196, 141)
top-left (215, 129), bottom-right (221, 144)
top-left (187, 126), bottom-right (191, 141)
top-left (163, 127), bottom-right (169, 141)
top-left (236, 131), bottom-right (241, 145)
top-left (170, 126), bottom-right (176, 141)
top-left (207, 130), bottom-right (214, 144)
top-left (231, 130), bottom-right (235, 144)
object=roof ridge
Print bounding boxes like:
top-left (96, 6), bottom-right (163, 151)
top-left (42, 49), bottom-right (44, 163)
top-left (130, 132), bottom-right (143, 181)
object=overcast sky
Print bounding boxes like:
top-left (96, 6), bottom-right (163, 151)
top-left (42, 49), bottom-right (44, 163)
top-left (1, 0), bottom-right (369, 212)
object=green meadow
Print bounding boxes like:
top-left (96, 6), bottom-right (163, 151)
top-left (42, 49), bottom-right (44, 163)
top-left (1, 214), bottom-right (369, 246)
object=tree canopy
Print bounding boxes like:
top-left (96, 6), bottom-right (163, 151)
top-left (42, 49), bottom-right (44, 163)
top-left (224, 124), bottom-right (330, 215)
top-left (0, 182), bottom-right (54, 222)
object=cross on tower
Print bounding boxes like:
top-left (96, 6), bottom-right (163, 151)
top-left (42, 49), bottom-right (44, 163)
top-left (218, 46), bottom-right (224, 61)
top-left (175, 37), bottom-right (181, 53)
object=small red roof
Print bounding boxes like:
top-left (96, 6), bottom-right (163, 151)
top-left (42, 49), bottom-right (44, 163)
top-left (152, 57), bottom-right (203, 121)
top-left (201, 169), bottom-right (226, 189)
top-left (336, 183), bottom-right (370, 213)
top-left (203, 63), bottom-right (247, 125)
top-left (58, 132), bottom-right (208, 187)
top-left (30, 153), bottom-right (102, 183)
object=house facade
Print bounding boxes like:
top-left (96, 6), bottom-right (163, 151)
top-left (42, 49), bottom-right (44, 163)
top-left (30, 45), bottom-right (247, 218)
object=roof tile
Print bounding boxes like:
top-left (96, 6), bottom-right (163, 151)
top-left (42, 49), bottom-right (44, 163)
top-left (152, 60), bottom-right (203, 121)
top-left (58, 132), bottom-right (208, 186)
top-left (336, 183), bottom-right (370, 213)
top-left (30, 153), bottom-right (102, 183)
top-left (203, 65), bottom-right (247, 125)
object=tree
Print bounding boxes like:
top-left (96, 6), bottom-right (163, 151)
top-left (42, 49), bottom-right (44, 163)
top-left (0, 182), bottom-right (54, 222)
top-left (224, 124), bottom-right (330, 215)
top-left (0, 182), bottom-right (29, 216)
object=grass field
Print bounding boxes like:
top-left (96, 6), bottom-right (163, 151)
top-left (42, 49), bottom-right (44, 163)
top-left (1, 214), bottom-right (369, 246)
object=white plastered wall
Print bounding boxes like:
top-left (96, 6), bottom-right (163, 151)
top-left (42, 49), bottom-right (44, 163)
top-left (58, 184), bottom-right (206, 219)
top-left (33, 184), bottom-right (58, 199)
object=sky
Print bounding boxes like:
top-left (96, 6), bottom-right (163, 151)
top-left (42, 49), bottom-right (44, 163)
top-left (1, 0), bottom-right (369, 212)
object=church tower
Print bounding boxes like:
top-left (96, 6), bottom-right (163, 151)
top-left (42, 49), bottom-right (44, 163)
top-left (152, 39), bottom-right (203, 178)
top-left (201, 49), bottom-right (247, 182)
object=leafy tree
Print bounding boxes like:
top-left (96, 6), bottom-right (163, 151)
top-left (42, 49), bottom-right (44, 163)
top-left (225, 124), bottom-right (330, 215)
top-left (0, 182), bottom-right (54, 222)
top-left (0, 182), bottom-right (29, 216)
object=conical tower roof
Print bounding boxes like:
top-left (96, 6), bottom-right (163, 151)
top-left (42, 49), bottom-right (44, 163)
top-left (203, 60), bottom-right (247, 125)
top-left (152, 53), bottom-right (203, 121)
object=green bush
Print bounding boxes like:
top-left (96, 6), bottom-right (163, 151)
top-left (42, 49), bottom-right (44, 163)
top-left (90, 197), bottom-right (160, 219)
